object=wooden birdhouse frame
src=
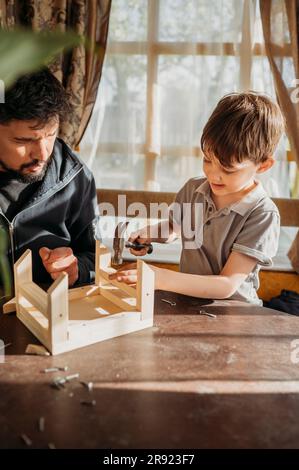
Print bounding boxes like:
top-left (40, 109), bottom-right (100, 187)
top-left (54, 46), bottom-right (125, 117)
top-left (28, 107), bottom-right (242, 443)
top-left (4, 241), bottom-right (155, 355)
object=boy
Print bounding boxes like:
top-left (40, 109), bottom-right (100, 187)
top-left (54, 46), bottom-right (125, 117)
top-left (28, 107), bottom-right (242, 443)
top-left (110, 92), bottom-right (285, 305)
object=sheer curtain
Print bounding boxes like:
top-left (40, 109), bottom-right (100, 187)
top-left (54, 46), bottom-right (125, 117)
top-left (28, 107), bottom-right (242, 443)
top-left (79, 0), bottom-right (290, 197)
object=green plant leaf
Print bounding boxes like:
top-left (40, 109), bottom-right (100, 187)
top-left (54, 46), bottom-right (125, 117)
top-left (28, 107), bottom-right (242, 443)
top-left (0, 29), bottom-right (82, 87)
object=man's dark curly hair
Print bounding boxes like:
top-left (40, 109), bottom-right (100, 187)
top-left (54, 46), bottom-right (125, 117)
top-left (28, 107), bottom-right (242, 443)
top-left (0, 67), bottom-right (71, 127)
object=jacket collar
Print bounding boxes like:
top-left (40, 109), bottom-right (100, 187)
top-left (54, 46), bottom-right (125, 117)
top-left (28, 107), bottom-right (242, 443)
top-left (28, 138), bottom-right (83, 203)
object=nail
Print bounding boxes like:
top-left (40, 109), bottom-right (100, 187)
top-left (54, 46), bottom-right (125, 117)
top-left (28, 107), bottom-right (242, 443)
top-left (80, 399), bottom-right (96, 407)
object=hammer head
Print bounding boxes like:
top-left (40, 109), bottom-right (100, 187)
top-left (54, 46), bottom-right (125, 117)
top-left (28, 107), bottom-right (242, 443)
top-left (112, 221), bottom-right (129, 266)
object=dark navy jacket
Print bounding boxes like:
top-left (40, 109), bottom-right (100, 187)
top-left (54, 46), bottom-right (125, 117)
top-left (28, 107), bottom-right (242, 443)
top-left (0, 138), bottom-right (97, 291)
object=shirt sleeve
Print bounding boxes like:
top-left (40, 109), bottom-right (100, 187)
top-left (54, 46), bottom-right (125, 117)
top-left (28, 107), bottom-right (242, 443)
top-left (231, 209), bottom-right (280, 266)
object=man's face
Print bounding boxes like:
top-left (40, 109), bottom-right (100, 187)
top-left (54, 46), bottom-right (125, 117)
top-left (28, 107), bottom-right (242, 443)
top-left (0, 119), bottom-right (59, 183)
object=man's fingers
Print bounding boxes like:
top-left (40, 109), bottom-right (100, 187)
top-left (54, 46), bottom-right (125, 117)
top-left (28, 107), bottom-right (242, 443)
top-left (46, 247), bottom-right (74, 262)
top-left (39, 247), bottom-right (75, 269)
top-left (39, 247), bottom-right (51, 261)
top-left (47, 255), bottom-right (77, 272)
top-left (50, 271), bottom-right (68, 280)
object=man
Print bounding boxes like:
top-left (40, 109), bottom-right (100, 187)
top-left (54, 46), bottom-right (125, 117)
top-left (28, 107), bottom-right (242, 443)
top-left (0, 68), bottom-right (97, 296)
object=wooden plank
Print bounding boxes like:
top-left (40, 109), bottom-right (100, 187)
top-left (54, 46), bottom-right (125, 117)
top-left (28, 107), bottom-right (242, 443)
top-left (272, 198), bottom-right (299, 227)
top-left (2, 297), bottom-right (16, 314)
top-left (100, 286), bottom-right (136, 312)
top-left (17, 304), bottom-right (50, 349)
top-left (97, 188), bottom-right (175, 216)
top-left (258, 271), bottom-right (299, 301)
top-left (48, 273), bottom-right (69, 350)
top-left (19, 283), bottom-right (48, 317)
top-left (99, 268), bottom-right (137, 298)
top-left (136, 260), bottom-right (155, 321)
top-left (96, 190), bottom-right (299, 228)
top-left (68, 285), bottom-right (101, 301)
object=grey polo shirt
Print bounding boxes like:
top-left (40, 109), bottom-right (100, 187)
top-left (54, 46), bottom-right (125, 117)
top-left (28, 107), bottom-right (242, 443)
top-left (170, 177), bottom-right (280, 305)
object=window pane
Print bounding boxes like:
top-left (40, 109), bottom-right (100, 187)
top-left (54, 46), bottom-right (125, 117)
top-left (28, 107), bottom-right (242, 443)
top-left (158, 0), bottom-right (244, 42)
top-left (158, 55), bottom-right (240, 147)
top-left (156, 155), bottom-right (203, 192)
top-left (109, 0), bottom-right (148, 41)
top-left (91, 153), bottom-right (145, 189)
top-left (98, 55), bottom-right (147, 144)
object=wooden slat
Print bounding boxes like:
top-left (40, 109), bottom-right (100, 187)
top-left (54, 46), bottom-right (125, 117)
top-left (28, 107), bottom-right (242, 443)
top-left (97, 189), bottom-right (299, 227)
top-left (97, 188), bottom-right (175, 216)
top-left (272, 198), bottom-right (299, 227)
top-left (99, 269), bottom-right (137, 298)
top-left (19, 283), bottom-right (48, 316)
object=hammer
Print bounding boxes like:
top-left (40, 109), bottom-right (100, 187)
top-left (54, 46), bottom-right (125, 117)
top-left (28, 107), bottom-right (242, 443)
top-left (112, 221), bottom-right (153, 266)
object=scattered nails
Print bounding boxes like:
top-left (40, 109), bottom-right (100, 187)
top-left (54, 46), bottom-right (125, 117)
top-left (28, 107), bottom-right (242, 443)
top-left (161, 299), bottom-right (176, 307)
top-left (38, 417), bottom-right (45, 432)
top-left (48, 443), bottom-right (56, 449)
top-left (198, 310), bottom-right (217, 318)
top-left (51, 377), bottom-right (66, 389)
top-left (80, 381), bottom-right (93, 392)
top-left (20, 433), bottom-right (32, 446)
top-left (51, 373), bottom-right (79, 389)
top-left (65, 373), bottom-right (80, 382)
top-left (43, 367), bottom-right (60, 373)
top-left (42, 366), bottom-right (69, 373)
top-left (80, 399), bottom-right (96, 407)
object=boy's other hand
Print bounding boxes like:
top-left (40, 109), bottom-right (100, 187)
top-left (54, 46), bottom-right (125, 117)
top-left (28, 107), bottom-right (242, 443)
top-left (109, 262), bottom-right (137, 285)
top-left (39, 246), bottom-right (79, 286)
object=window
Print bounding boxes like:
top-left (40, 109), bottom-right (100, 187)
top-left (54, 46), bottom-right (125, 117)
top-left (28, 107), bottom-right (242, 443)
top-left (80, 0), bottom-right (294, 196)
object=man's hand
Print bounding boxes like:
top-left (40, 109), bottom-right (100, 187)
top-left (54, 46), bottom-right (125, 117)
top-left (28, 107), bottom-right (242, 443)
top-left (39, 247), bottom-right (79, 287)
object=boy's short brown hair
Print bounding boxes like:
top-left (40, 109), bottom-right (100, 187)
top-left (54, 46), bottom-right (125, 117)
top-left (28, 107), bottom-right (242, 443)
top-left (200, 91), bottom-right (285, 168)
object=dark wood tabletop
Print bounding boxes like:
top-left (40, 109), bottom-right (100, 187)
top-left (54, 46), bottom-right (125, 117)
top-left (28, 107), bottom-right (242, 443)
top-left (1, 290), bottom-right (299, 449)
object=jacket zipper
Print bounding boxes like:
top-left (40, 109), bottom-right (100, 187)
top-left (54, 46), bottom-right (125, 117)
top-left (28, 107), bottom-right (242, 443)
top-left (0, 166), bottom-right (83, 264)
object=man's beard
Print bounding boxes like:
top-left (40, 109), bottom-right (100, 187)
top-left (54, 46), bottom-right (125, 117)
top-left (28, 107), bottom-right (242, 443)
top-left (0, 155), bottom-right (53, 183)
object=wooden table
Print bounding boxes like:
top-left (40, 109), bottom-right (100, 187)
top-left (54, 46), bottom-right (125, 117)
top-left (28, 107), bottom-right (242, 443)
top-left (1, 290), bottom-right (299, 449)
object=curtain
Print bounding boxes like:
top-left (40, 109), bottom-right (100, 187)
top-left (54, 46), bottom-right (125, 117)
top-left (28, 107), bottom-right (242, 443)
top-left (0, 0), bottom-right (112, 148)
top-left (260, 0), bottom-right (299, 167)
top-left (259, 1), bottom-right (299, 270)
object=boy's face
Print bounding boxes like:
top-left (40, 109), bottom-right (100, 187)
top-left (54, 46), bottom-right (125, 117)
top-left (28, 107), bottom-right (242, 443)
top-left (203, 154), bottom-right (273, 196)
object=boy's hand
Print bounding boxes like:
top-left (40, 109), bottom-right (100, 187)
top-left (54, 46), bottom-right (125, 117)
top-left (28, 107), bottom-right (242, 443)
top-left (109, 262), bottom-right (138, 285)
top-left (109, 262), bottom-right (161, 288)
top-left (128, 226), bottom-right (153, 256)
top-left (39, 247), bottom-right (79, 287)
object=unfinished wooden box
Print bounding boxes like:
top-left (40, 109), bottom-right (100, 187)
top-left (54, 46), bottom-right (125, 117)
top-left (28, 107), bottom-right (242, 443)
top-left (3, 241), bottom-right (155, 355)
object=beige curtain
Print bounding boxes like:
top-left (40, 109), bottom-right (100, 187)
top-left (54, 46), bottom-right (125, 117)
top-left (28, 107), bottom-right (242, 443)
top-left (260, 0), bottom-right (299, 167)
top-left (260, 0), bottom-right (299, 273)
top-left (0, 0), bottom-right (112, 148)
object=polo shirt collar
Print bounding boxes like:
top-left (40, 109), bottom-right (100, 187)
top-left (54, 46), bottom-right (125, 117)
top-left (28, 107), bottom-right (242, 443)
top-left (195, 178), bottom-right (267, 216)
